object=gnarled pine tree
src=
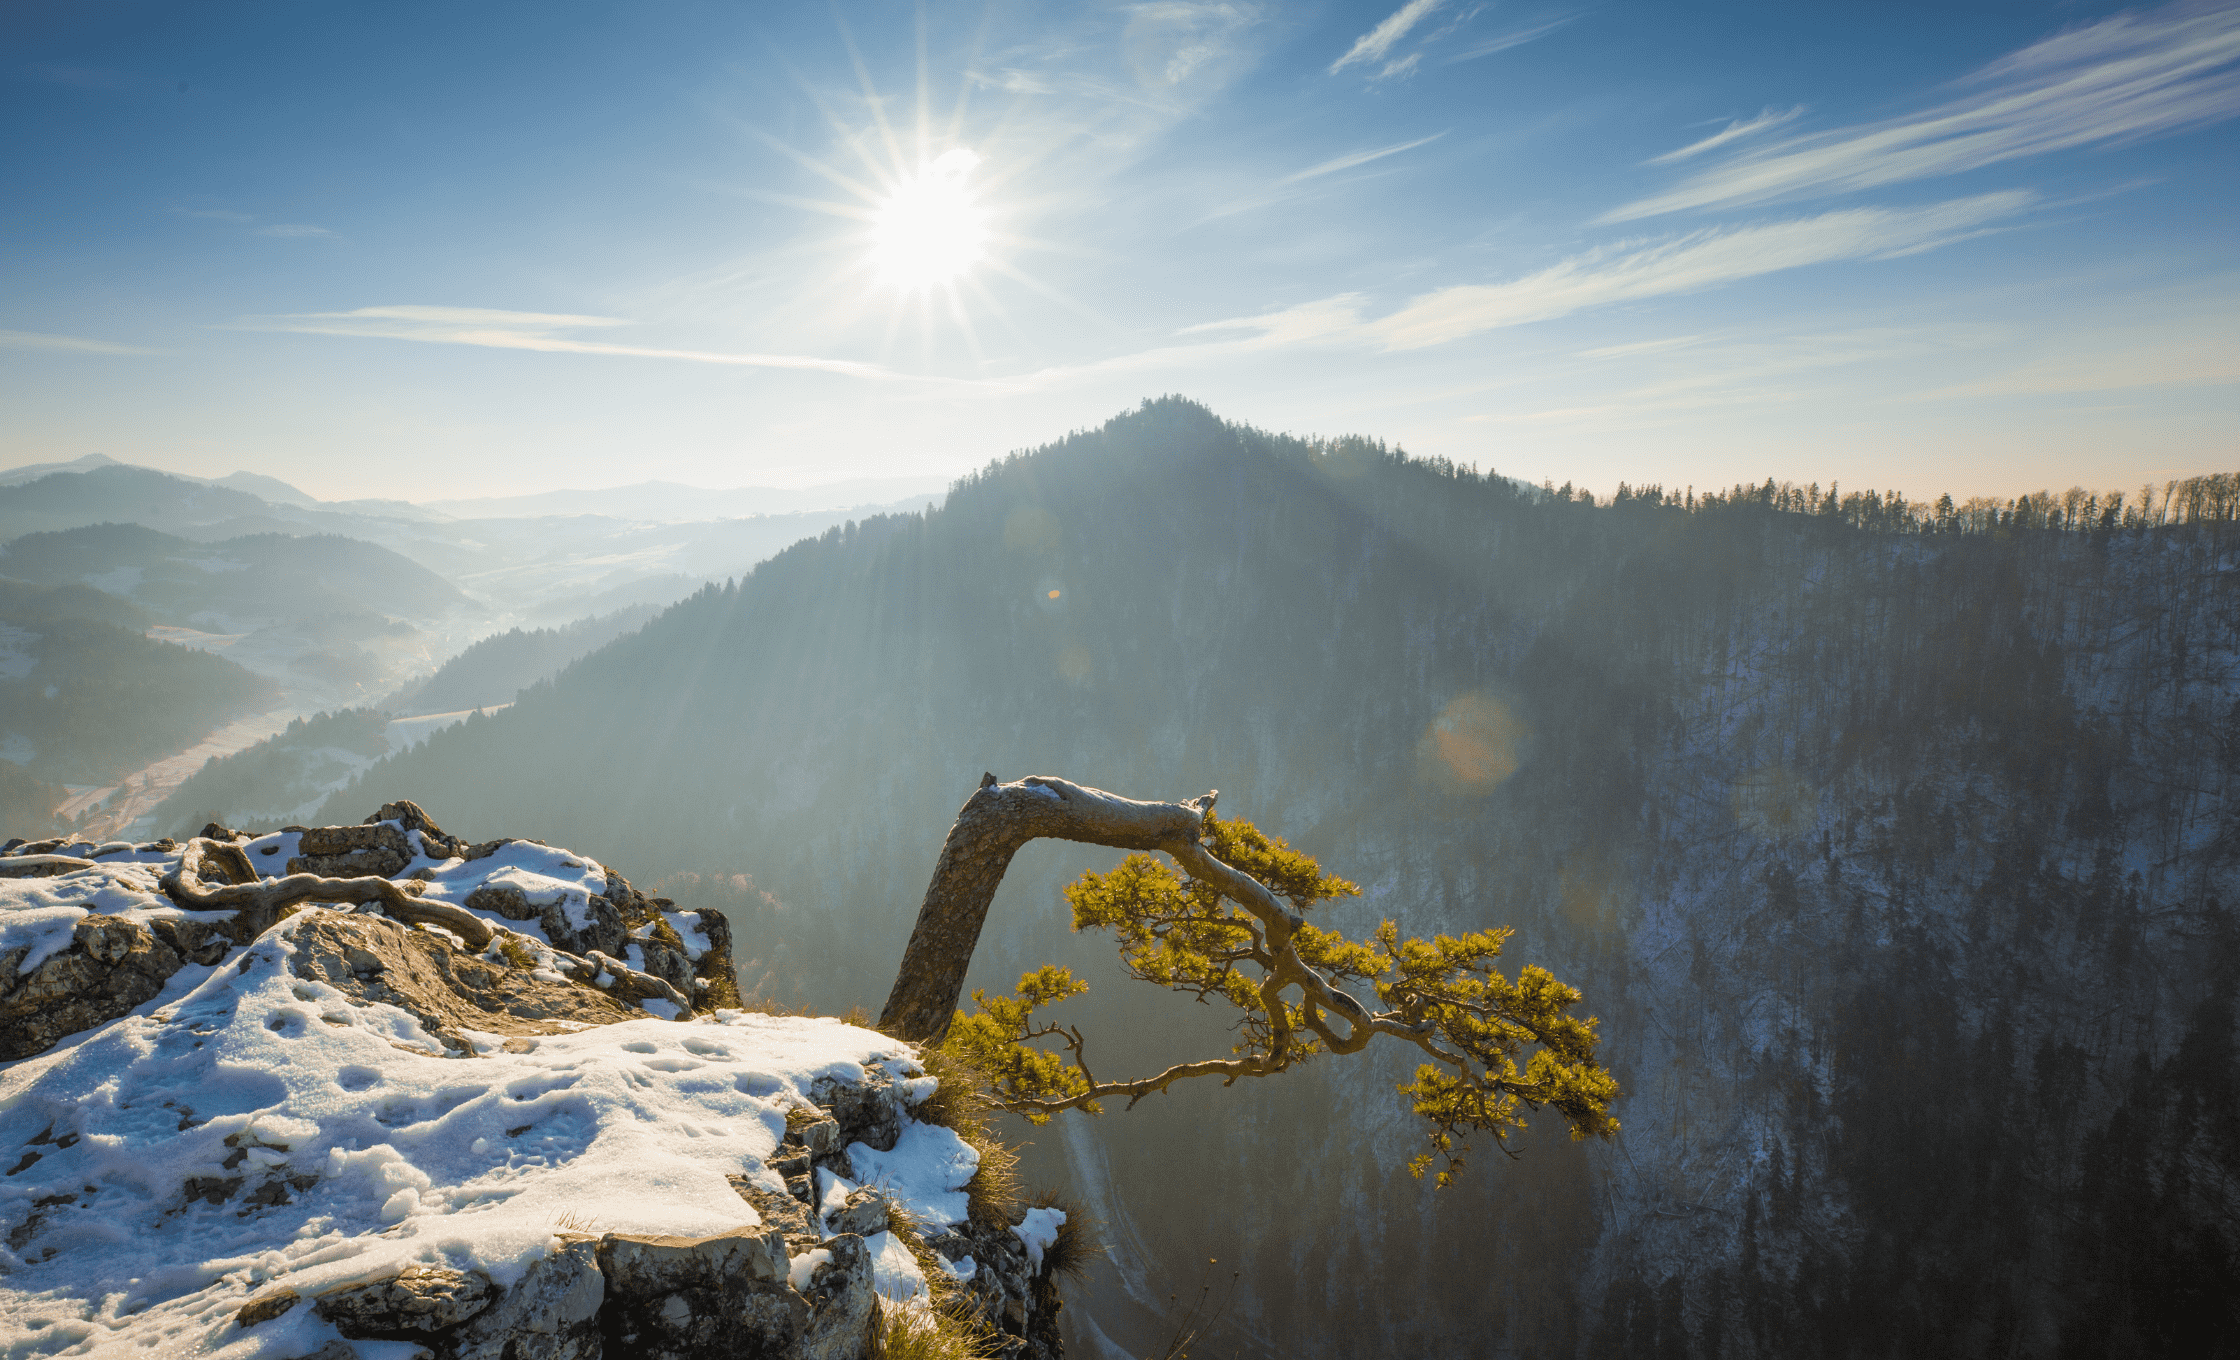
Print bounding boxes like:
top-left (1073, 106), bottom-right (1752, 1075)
top-left (879, 776), bottom-right (1618, 1184)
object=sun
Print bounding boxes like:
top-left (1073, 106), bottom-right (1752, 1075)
top-left (869, 149), bottom-right (987, 291)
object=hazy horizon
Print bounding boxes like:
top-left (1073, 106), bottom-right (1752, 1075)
top-left (5, 0), bottom-right (2234, 503)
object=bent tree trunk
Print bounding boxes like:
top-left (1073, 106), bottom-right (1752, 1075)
top-left (878, 776), bottom-right (1212, 1043)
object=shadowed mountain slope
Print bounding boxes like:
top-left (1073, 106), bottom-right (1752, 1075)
top-left (385, 605), bottom-right (659, 715)
top-left (0, 522), bottom-right (470, 626)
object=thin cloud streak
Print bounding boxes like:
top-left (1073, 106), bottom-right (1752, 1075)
top-left (1576, 335), bottom-right (1708, 359)
top-left (234, 306), bottom-right (934, 383)
top-left (1330, 0), bottom-right (1443, 74)
top-left (1647, 107), bottom-right (1804, 163)
top-left (972, 294), bottom-right (1370, 392)
top-left (1607, 1), bottom-right (2240, 221)
top-left (1377, 192), bottom-right (2033, 347)
top-left (1186, 192), bottom-right (2033, 355)
top-left (0, 329), bottom-right (152, 355)
top-left (1280, 131), bottom-right (1446, 183)
top-left (1442, 15), bottom-right (1576, 63)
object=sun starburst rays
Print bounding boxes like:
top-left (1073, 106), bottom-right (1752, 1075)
top-left (722, 18), bottom-right (1106, 379)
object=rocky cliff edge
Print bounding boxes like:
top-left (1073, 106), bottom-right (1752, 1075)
top-left (0, 806), bottom-right (1066, 1360)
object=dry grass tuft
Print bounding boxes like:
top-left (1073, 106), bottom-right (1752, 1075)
top-left (731, 992), bottom-right (810, 1016)
top-left (915, 1046), bottom-right (1021, 1228)
top-left (552, 1209), bottom-right (599, 1234)
top-left (963, 1137), bottom-right (1022, 1231)
top-left (912, 1045), bottom-right (989, 1130)
top-left (1030, 1189), bottom-right (1105, 1283)
top-left (869, 1297), bottom-right (999, 1360)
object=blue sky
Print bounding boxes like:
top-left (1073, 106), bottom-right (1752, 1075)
top-left (3, 0), bottom-right (2234, 501)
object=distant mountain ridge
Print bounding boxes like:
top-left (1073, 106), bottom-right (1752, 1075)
top-left (0, 454), bottom-right (947, 526)
top-left (0, 456), bottom-right (434, 520)
top-left (0, 521), bottom-right (470, 626)
top-left (423, 476), bottom-right (947, 522)
top-left (1, 462), bottom-right (947, 616)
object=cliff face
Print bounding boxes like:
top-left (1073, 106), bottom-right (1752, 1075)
top-left (0, 809), bottom-right (1066, 1360)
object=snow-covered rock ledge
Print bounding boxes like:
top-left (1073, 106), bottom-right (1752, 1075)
top-left (1, 802), bottom-right (741, 1059)
top-left (0, 809), bottom-right (1069, 1360)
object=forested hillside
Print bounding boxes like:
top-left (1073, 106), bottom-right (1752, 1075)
top-left (382, 605), bottom-right (658, 713)
top-left (320, 399), bottom-right (2238, 1358)
top-left (0, 581), bottom-right (278, 792)
top-left (147, 708), bottom-right (395, 835)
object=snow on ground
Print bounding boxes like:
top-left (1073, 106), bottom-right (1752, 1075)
top-left (1011, 1207), bottom-right (1067, 1271)
top-left (0, 832), bottom-right (981, 1357)
top-left (0, 857), bottom-right (199, 979)
top-left (0, 628), bottom-right (36, 684)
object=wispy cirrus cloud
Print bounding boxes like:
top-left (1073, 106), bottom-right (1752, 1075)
top-left (171, 206), bottom-right (336, 237)
top-left (233, 305), bottom-right (927, 381)
top-left (1377, 192), bottom-right (2033, 347)
top-left (1329, 0), bottom-right (1443, 75)
top-left (1441, 15), bottom-right (1575, 64)
top-left (1467, 326), bottom-right (1989, 434)
top-left (1647, 106), bottom-right (1804, 164)
top-left (0, 329), bottom-right (152, 355)
top-left (1608, 0), bottom-right (2240, 220)
top-left (1191, 191), bottom-right (2033, 352)
top-left (1280, 131), bottom-right (1446, 183)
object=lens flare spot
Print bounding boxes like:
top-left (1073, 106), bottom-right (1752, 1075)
top-left (1417, 691), bottom-right (1526, 795)
top-left (1047, 589), bottom-right (1062, 600)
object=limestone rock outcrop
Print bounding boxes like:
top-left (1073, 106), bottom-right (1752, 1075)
top-left (286, 910), bottom-right (636, 1050)
top-left (0, 802), bottom-right (740, 1060)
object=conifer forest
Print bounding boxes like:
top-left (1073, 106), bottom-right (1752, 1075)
top-left (320, 400), bottom-right (2240, 1358)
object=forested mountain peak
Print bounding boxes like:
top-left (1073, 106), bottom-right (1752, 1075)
top-left (311, 398), bottom-right (2235, 1356)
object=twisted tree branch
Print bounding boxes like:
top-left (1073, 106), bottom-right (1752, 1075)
top-left (878, 775), bottom-right (1213, 1042)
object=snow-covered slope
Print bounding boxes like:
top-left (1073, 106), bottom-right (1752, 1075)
top-left (0, 985), bottom-right (945, 1357)
top-left (0, 816), bottom-right (1066, 1360)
